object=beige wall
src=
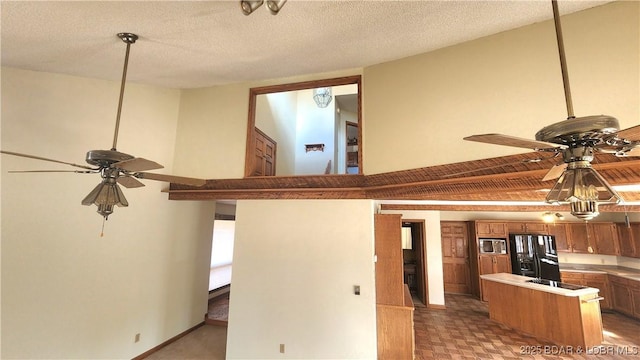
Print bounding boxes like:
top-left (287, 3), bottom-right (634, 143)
top-left (227, 200), bottom-right (377, 359)
top-left (363, 1), bottom-right (639, 173)
top-left (1, 68), bottom-right (215, 359)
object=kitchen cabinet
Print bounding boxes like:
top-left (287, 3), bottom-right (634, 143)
top-left (507, 222), bottom-right (548, 234)
top-left (591, 223), bottom-right (619, 256)
top-left (566, 223), bottom-right (594, 253)
top-left (631, 281), bottom-right (640, 318)
top-left (617, 223), bottom-right (637, 257)
top-left (560, 271), bottom-right (611, 310)
top-left (583, 273), bottom-right (612, 310)
top-left (610, 276), bottom-right (634, 317)
top-left (374, 214), bottom-right (415, 359)
top-left (479, 254), bottom-right (511, 301)
top-left (548, 223), bottom-right (570, 252)
top-left (617, 222), bottom-right (640, 258)
top-left (475, 221), bottom-right (507, 237)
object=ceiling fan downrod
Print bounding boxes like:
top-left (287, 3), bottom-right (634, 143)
top-left (552, 0), bottom-right (574, 119)
top-left (111, 33), bottom-right (138, 151)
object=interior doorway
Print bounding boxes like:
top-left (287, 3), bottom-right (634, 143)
top-left (402, 219), bottom-right (428, 306)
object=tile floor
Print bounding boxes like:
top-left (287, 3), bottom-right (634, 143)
top-left (147, 293), bottom-right (640, 359)
top-left (413, 294), bottom-right (640, 360)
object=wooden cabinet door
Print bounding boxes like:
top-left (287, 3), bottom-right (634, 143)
top-left (567, 223), bottom-right (593, 253)
top-left (548, 223), bottom-right (570, 252)
top-left (525, 223), bottom-right (548, 234)
top-left (374, 214), bottom-right (404, 306)
top-left (560, 271), bottom-right (583, 285)
top-left (631, 224), bottom-right (640, 259)
top-left (583, 274), bottom-right (611, 310)
top-left (630, 283), bottom-right (640, 318)
top-left (617, 223), bottom-right (636, 257)
top-left (611, 277), bottom-right (634, 316)
top-left (478, 255), bottom-right (494, 275)
top-left (476, 222), bottom-right (507, 237)
top-left (507, 222), bottom-right (525, 234)
top-left (592, 223), bottom-right (619, 255)
top-left (494, 255), bottom-right (511, 274)
top-left (441, 222), bottom-right (470, 294)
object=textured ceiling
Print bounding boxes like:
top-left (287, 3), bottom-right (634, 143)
top-left (1, 0), bottom-right (610, 89)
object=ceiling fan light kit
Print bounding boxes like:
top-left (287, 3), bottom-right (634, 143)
top-left (463, 0), bottom-right (640, 221)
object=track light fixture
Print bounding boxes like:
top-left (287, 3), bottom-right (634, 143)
top-left (241, 0), bottom-right (286, 15)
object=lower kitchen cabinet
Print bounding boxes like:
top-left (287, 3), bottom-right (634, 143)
top-left (560, 271), bottom-right (612, 310)
top-left (479, 255), bottom-right (510, 301)
top-left (610, 276), bottom-right (634, 317)
top-left (583, 274), bottom-right (612, 310)
top-left (630, 281), bottom-right (640, 318)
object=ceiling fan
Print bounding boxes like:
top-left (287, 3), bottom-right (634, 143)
top-left (1, 33), bottom-right (206, 221)
top-left (464, 0), bottom-right (640, 220)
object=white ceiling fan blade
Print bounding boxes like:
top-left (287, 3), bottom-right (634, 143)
top-left (463, 134), bottom-right (565, 151)
top-left (114, 157), bottom-right (164, 172)
top-left (1, 150), bottom-right (96, 170)
top-left (117, 176), bottom-right (145, 188)
top-left (136, 172), bottom-right (207, 186)
top-left (542, 163), bottom-right (567, 182)
top-left (616, 125), bottom-right (640, 142)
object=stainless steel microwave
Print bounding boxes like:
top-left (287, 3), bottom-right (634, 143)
top-left (479, 239), bottom-right (507, 254)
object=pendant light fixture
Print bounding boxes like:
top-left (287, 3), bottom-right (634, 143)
top-left (313, 87), bottom-right (333, 108)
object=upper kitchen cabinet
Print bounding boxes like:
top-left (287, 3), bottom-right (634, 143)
top-left (564, 222), bottom-right (620, 255)
top-left (506, 222), bottom-right (548, 235)
top-left (616, 222), bottom-right (640, 258)
top-left (591, 223), bottom-right (619, 256)
top-left (548, 223), bottom-right (570, 252)
top-left (566, 223), bottom-right (594, 253)
top-left (475, 221), bottom-right (507, 237)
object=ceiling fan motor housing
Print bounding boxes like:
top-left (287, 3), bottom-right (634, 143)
top-left (535, 115), bottom-right (619, 145)
top-left (86, 149), bottom-right (134, 168)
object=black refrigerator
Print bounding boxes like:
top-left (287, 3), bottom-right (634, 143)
top-left (509, 234), bottom-right (561, 282)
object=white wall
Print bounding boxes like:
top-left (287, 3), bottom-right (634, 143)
top-left (227, 200), bottom-right (377, 359)
top-left (295, 89), bottom-right (336, 175)
top-left (257, 92), bottom-right (298, 175)
top-left (1, 67), bottom-right (215, 359)
top-left (380, 209), bottom-right (445, 307)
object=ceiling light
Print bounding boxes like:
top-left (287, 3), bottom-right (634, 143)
top-left (266, 0), bottom-right (287, 15)
top-left (542, 212), bottom-right (555, 223)
top-left (313, 87), bottom-right (332, 108)
top-left (240, 0), bottom-right (264, 15)
top-left (545, 160), bottom-right (621, 221)
top-left (241, 0), bottom-right (286, 15)
top-left (81, 170), bottom-right (129, 219)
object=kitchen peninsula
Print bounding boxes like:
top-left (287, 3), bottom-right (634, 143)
top-left (481, 273), bottom-right (603, 348)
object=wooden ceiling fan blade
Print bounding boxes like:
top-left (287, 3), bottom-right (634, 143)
top-left (117, 176), bottom-right (145, 188)
top-left (616, 125), bottom-right (640, 141)
top-left (7, 169), bottom-right (95, 174)
top-left (542, 163), bottom-right (567, 182)
top-left (114, 157), bottom-right (164, 172)
top-left (136, 172), bottom-right (207, 186)
top-left (463, 134), bottom-right (564, 150)
top-left (1, 150), bottom-right (96, 170)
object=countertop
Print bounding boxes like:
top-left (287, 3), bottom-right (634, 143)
top-left (480, 273), bottom-right (600, 297)
top-left (559, 264), bottom-right (640, 281)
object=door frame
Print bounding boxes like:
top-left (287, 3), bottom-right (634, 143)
top-left (403, 219), bottom-right (429, 306)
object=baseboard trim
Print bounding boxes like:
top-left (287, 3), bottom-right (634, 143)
top-left (132, 321), bottom-right (205, 360)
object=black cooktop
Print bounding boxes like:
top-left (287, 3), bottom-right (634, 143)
top-left (527, 278), bottom-right (587, 290)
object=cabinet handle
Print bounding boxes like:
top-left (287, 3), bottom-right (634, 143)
top-left (581, 297), bottom-right (605, 303)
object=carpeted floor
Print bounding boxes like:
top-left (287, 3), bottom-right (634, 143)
top-left (144, 325), bottom-right (227, 360)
